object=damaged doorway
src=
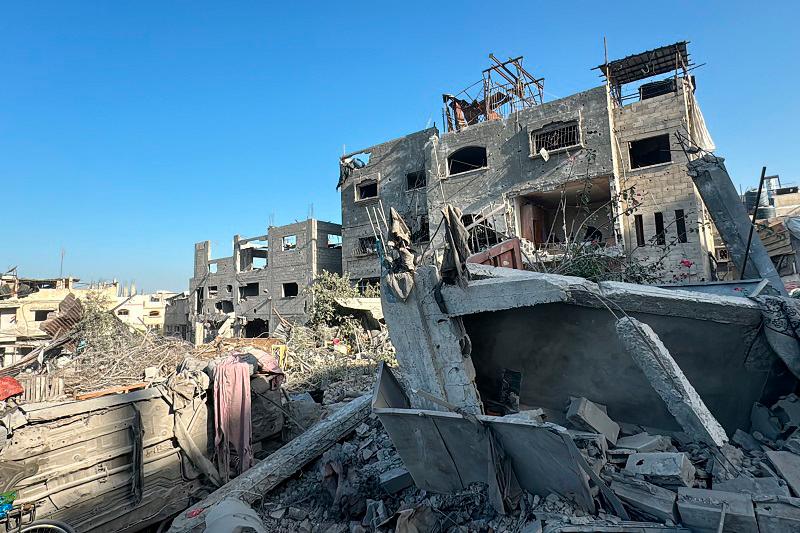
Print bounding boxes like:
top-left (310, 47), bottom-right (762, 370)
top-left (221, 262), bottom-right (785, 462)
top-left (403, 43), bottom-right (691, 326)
top-left (517, 178), bottom-right (614, 250)
top-left (244, 318), bottom-right (269, 338)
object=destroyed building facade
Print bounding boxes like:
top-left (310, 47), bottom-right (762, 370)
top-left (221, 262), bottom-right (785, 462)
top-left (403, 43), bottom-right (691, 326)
top-left (188, 218), bottom-right (343, 342)
top-left (339, 42), bottom-right (719, 285)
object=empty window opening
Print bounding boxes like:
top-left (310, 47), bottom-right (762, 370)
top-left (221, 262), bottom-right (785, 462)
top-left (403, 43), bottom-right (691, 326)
top-left (654, 212), bottom-right (666, 245)
top-left (639, 78), bottom-right (677, 100)
top-left (209, 263), bottom-right (218, 274)
top-left (532, 122), bottom-right (579, 154)
top-left (149, 310), bottom-right (160, 317)
top-left (327, 234), bottom-right (342, 249)
top-left (33, 310), bottom-right (52, 322)
top-left (629, 135), bottom-right (672, 169)
top-left (634, 215), bottom-right (645, 246)
top-left (239, 282), bottom-right (259, 298)
top-left (117, 309), bottom-right (130, 316)
top-left (215, 300), bottom-right (234, 313)
top-left (406, 170), bottom-right (426, 190)
top-left (226, 285), bottom-right (233, 293)
top-left (282, 235), bottom-right (297, 251)
top-left (244, 318), bottom-right (269, 338)
top-left (357, 236), bottom-right (377, 255)
top-left (462, 214), bottom-right (502, 251)
top-left (282, 282), bottom-right (299, 298)
top-left (208, 285), bottom-right (218, 297)
top-left (448, 146), bottom-right (487, 175)
top-left (675, 210), bottom-right (688, 243)
top-left (252, 257), bottom-right (267, 269)
top-left (357, 277), bottom-right (380, 295)
top-left (356, 180), bottom-right (378, 200)
top-left (412, 215), bottom-right (430, 244)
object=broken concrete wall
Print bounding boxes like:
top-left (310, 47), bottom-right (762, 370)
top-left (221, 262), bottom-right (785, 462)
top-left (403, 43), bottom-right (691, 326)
top-left (612, 78), bottom-right (714, 282)
top-left (340, 128), bottom-right (437, 284)
top-left (426, 86), bottom-right (615, 249)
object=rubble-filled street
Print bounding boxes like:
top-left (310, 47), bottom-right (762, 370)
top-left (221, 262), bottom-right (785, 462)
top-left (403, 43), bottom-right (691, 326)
top-left (2, 6), bottom-right (800, 532)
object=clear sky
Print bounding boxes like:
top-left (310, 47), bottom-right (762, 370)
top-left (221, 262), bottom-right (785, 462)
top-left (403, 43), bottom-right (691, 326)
top-left (2, 1), bottom-right (798, 292)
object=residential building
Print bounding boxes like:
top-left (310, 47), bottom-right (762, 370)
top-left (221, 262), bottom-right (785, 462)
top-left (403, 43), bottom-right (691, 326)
top-left (188, 219), bottom-right (342, 343)
top-left (164, 292), bottom-right (190, 340)
top-left (113, 290), bottom-right (179, 334)
top-left (338, 43), bottom-right (718, 285)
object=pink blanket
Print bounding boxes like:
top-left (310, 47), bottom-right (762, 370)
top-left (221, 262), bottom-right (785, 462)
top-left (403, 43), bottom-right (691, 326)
top-left (213, 356), bottom-right (253, 481)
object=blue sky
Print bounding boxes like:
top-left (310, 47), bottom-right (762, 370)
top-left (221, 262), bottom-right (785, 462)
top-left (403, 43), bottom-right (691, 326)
top-left (1, 1), bottom-right (797, 292)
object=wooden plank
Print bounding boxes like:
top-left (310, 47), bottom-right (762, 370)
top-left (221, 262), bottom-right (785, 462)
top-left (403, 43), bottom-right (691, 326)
top-left (167, 394), bottom-right (371, 532)
top-left (74, 382), bottom-right (148, 401)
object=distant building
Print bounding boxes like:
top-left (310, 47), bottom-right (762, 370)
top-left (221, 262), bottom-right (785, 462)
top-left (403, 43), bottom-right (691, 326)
top-left (188, 218), bottom-right (342, 343)
top-left (113, 290), bottom-right (178, 334)
top-left (164, 292), bottom-right (190, 341)
top-left (0, 273), bottom-right (118, 367)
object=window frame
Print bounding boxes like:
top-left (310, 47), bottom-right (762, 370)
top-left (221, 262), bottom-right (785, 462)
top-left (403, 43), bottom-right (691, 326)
top-left (529, 120), bottom-right (581, 158)
top-left (628, 134), bottom-right (672, 170)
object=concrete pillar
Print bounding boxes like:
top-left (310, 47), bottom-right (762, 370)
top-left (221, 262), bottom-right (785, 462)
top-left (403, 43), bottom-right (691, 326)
top-left (687, 155), bottom-right (786, 295)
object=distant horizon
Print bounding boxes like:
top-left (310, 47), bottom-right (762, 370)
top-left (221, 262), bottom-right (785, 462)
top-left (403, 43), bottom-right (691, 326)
top-left (3, 1), bottom-right (797, 292)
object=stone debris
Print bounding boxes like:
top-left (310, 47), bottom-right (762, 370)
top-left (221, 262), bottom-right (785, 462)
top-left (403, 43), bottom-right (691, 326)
top-left (677, 487), bottom-right (758, 533)
top-left (566, 397), bottom-right (620, 445)
top-left (616, 433), bottom-right (673, 453)
top-left (624, 452), bottom-right (697, 489)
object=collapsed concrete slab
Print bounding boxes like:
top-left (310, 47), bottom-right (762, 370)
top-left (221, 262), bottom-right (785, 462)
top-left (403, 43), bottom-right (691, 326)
top-left (624, 452), bottom-right (696, 489)
top-left (753, 495), bottom-right (800, 532)
top-left (382, 263), bottom-right (791, 434)
top-left (371, 363), bottom-right (623, 515)
top-left (615, 316), bottom-right (728, 447)
top-left (676, 487), bottom-right (758, 533)
top-left (610, 477), bottom-right (678, 523)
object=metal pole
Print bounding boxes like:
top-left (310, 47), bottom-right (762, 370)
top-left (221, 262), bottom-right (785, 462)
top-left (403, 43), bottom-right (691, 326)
top-left (741, 166), bottom-right (767, 279)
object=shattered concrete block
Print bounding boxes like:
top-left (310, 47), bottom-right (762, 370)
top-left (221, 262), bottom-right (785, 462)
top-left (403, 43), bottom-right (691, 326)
top-left (624, 452), bottom-right (696, 488)
top-left (566, 397), bottom-right (619, 445)
top-left (751, 402), bottom-right (783, 442)
top-left (732, 429), bottom-right (762, 452)
top-left (766, 451), bottom-right (800, 496)
top-left (715, 475), bottom-right (790, 497)
top-left (379, 467), bottom-right (414, 494)
top-left (615, 432), bottom-right (671, 453)
top-left (616, 317), bottom-right (728, 447)
top-left (710, 444), bottom-right (744, 483)
top-left (773, 394), bottom-right (800, 430)
top-left (754, 496), bottom-right (800, 532)
top-left (677, 488), bottom-right (758, 533)
top-left (611, 478), bottom-right (678, 523)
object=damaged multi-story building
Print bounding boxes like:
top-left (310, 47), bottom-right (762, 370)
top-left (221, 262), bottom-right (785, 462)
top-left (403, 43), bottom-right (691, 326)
top-left (188, 218), bottom-right (342, 342)
top-left (338, 42), bottom-right (720, 285)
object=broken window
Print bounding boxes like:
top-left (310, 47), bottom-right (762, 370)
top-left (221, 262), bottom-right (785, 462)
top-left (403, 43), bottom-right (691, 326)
top-left (634, 214), bottom-right (645, 247)
top-left (327, 234), bottom-right (342, 249)
top-left (411, 215), bottom-right (430, 244)
top-left (117, 309), bottom-right (130, 316)
top-left (282, 235), bottom-right (297, 251)
top-left (209, 263), bottom-right (218, 274)
top-left (406, 170), bottom-right (426, 190)
top-left (33, 310), bottom-right (52, 322)
top-left (532, 122), bottom-right (580, 154)
top-left (675, 209), bottom-right (688, 243)
top-left (356, 180), bottom-right (378, 201)
top-left (357, 236), bottom-right (377, 255)
top-left (639, 78), bottom-right (677, 100)
top-left (252, 257), bottom-right (267, 269)
top-left (226, 284), bottom-right (233, 293)
top-left (244, 318), bottom-right (269, 338)
top-left (448, 146), bottom-right (487, 175)
top-left (629, 135), bottom-right (671, 169)
top-left (207, 285), bottom-right (218, 297)
top-left (239, 282), bottom-right (259, 298)
top-left (215, 300), bottom-right (234, 313)
top-left (654, 212), bottom-right (666, 245)
top-left (149, 310), bottom-right (160, 317)
top-left (282, 282), bottom-right (299, 298)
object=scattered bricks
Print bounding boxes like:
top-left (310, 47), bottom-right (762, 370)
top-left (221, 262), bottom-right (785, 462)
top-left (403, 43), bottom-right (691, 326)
top-left (611, 477), bottom-right (678, 523)
top-left (615, 317), bottom-right (728, 447)
top-left (615, 432), bottom-right (671, 453)
top-left (773, 394), bottom-right (800, 431)
top-left (715, 475), bottom-right (790, 498)
top-left (566, 397), bottom-right (619, 445)
top-left (624, 452), bottom-right (696, 489)
top-left (766, 451), bottom-right (800, 496)
top-left (754, 496), bottom-right (800, 532)
top-left (751, 403), bottom-right (783, 442)
top-left (379, 467), bottom-right (414, 494)
top-left (677, 488), bottom-right (758, 533)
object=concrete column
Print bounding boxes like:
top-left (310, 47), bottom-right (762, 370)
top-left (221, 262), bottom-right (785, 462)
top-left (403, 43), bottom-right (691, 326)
top-left (687, 155), bottom-right (786, 295)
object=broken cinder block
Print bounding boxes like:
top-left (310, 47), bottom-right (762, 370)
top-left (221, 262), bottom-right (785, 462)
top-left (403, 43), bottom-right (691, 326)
top-left (616, 317), bottom-right (728, 447)
top-left (379, 467), bottom-right (414, 494)
top-left (566, 397), bottom-right (619, 445)
top-left (624, 452), bottom-right (696, 488)
top-left (611, 477), bottom-right (678, 523)
top-left (677, 487), bottom-right (758, 533)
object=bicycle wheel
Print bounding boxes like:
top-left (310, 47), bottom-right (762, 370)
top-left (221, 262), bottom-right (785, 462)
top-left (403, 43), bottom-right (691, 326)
top-left (19, 519), bottom-right (76, 533)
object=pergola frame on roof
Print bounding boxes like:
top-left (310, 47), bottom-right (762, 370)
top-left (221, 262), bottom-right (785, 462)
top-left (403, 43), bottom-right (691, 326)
top-left (595, 41), bottom-right (692, 105)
